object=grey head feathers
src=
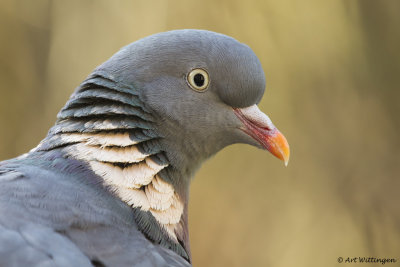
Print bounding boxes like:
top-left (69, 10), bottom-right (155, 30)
top-left (99, 30), bottom-right (265, 108)
top-left (94, 29), bottom-right (267, 180)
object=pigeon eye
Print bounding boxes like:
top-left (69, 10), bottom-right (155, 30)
top-left (187, 68), bottom-right (209, 92)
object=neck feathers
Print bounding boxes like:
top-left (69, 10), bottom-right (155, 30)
top-left (34, 73), bottom-right (191, 262)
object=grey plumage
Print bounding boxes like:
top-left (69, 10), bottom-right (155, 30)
top-left (0, 29), bottom-right (288, 266)
top-left (0, 154), bottom-right (190, 266)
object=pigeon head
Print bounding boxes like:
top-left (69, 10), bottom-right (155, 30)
top-left (38, 29), bottom-right (289, 262)
top-left (95, 30), bottom-right (289, 180)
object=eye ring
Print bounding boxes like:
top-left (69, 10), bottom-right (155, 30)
top-left (187, 68), bottom-right (210, 92)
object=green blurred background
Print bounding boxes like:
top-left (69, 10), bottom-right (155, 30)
top-left (0, 1), bottom-right (399, 266)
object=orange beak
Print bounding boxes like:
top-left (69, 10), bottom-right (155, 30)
top-left (234, 105), bottom-right (290, 166)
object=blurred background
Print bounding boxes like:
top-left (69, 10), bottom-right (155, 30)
top-left (0, 0), bottom-right (399, 266)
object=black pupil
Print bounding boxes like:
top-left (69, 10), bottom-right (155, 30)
top-left (193, 73), bottom-right (205, 87)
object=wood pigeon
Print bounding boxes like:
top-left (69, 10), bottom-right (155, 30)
top-left (0, 30), bottom-right (289, 266)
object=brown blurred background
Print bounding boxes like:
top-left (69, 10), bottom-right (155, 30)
top-left (0, 1), bottom-right (399, 266)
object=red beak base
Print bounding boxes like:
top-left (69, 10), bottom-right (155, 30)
top-left (234, 106), bottom-right (290, 166)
